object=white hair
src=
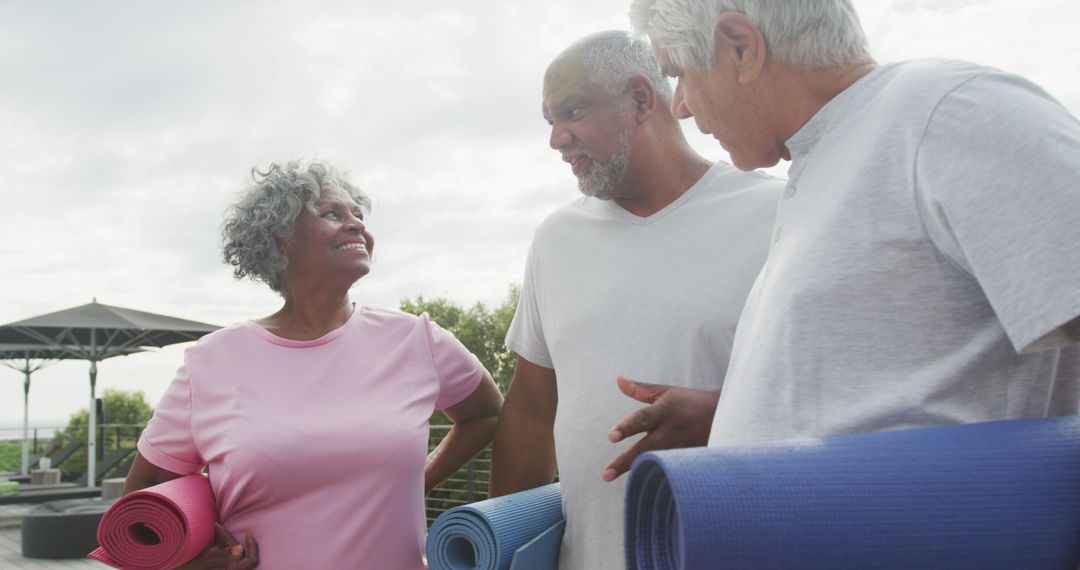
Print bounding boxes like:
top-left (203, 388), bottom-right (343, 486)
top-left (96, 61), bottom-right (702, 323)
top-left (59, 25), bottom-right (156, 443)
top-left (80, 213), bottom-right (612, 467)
top-left (630, 0), bottom-right (870, 71)
top-left (564, 30), bottom-right (673, 106)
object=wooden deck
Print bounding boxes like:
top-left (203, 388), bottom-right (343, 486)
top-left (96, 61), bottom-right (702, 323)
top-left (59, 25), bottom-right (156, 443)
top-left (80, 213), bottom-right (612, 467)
top-left (0, 505), bottom-right (104, 569)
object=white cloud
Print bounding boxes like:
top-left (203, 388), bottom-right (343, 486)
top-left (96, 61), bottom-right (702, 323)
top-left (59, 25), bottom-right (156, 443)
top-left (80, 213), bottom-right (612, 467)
top-left (1, 0), bottom-right (1076, 428)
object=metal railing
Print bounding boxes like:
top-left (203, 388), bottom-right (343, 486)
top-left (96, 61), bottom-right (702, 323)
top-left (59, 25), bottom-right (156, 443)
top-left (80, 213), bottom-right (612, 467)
top-left (3, 423), bottom-right (491, 524)
top-left (2, 423), bottom-right (145, 479)
top-left (0, 425), bottom-right (66, 456)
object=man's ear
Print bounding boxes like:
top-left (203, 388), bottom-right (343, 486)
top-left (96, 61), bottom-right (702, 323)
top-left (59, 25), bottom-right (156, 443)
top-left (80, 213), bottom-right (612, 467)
top-left (626, 75), bottom-right (657, 124)
top-left (713, 12), bottom-right (767, 84)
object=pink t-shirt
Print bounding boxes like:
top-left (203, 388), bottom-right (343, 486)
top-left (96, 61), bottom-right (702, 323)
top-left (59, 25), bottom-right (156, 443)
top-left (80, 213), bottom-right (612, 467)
top-left (137, 306), bottom-right (485, 569)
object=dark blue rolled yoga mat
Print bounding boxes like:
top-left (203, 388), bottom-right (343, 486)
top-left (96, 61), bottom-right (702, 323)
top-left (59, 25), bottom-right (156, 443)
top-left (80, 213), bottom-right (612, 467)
top-left (428, 483), bottom-right (564, 570)
top-left (625, 416), bottom-right (1080, 569)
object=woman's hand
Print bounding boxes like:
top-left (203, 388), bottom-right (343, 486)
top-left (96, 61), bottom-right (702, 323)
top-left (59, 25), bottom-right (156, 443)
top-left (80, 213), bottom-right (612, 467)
top-left (175, 523), bottom-right (260, 569)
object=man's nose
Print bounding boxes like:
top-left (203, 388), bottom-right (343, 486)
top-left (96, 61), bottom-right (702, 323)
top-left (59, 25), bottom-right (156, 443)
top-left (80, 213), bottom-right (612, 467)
top-left (549, 124), bottom-right (571, 150)
top-left (671, 83), bottom-right (692, 120)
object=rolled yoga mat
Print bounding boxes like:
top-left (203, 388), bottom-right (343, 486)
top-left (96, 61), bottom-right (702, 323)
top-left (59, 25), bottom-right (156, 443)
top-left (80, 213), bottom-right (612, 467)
top-left (625, 416), bottom-right (1080, 570)
top-left (427, 482), bottom-right (564, 570)
top-left (88, 473), bottom-right (216, 569)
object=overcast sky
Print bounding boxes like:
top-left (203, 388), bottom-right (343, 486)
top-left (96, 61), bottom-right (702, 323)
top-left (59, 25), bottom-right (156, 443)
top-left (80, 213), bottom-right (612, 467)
top-left (2, 0), bottom-right (1078, 429)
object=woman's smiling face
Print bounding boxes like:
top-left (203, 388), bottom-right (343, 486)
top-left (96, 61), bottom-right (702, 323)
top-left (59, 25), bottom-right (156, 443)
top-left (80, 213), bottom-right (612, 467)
top-left (283, 184), bottom-right (374, 286)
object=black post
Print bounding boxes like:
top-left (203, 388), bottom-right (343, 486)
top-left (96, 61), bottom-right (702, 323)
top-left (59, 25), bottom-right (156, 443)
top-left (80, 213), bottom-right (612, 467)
top-left (95, 398), bottom-right (105, 461)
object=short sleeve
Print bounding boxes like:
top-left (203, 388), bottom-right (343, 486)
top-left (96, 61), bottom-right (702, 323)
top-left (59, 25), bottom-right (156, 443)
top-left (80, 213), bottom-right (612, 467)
top-left (504, 243), bottom-right (554, 368)
top-left (137, 363), bottom-right (205, 474)
top-left (915, 70), bottom-right (1080, 353)
top-left (426, 315), bottom-right (487, 410)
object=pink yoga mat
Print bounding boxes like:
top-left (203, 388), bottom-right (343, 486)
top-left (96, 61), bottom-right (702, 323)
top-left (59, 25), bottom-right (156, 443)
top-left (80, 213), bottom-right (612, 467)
top-left (89, 474), bottom-right (217, 569)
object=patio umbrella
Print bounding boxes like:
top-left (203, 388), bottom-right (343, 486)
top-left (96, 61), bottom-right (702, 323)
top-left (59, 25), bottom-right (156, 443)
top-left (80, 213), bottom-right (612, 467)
top-left (0, 300), bottom-right (220, 487)
top-left (1, 343), bottom-right (143, 476)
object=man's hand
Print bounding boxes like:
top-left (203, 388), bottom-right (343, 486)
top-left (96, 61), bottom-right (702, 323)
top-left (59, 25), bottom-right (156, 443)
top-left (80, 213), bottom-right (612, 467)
top-left (601, 375), bottom-right (720, 482)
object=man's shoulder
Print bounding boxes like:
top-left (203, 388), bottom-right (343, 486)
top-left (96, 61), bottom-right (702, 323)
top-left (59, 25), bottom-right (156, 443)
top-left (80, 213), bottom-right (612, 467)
top-left (890, 58), bottom-right (993, 78)
top-left (875, 59), bottom-right (1066, 146)
top-left (862, 59), bottom-right (998, 109)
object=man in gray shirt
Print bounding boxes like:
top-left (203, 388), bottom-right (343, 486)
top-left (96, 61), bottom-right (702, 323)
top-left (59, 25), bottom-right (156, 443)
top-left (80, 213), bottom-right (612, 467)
top-left (491, 31), bottom-right (782, 568)
top-left (602, 0), bottom-right (1080, 463)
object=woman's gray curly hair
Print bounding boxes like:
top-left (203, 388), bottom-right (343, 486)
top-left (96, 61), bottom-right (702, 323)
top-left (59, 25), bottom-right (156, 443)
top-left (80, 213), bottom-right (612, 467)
top-left (221, 159), bottom-right (371, 296)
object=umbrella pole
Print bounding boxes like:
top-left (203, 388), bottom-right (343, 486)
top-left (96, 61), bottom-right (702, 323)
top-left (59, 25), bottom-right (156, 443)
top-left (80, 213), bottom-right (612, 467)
top-left (21, 367), bottom-right (30, 476)
top-left (87, 359), bottom-right (97, 488)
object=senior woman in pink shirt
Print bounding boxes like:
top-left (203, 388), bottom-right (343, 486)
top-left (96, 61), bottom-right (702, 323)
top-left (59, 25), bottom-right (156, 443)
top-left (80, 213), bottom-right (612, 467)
top-left (123, 159), bottom-right (503, 569)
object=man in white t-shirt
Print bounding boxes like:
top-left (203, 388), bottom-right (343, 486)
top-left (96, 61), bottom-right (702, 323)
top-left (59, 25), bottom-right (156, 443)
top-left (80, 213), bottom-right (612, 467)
top-left (489, 31), bottom-right (782, 569)
top-left (615, 0), bottom-right (1080, 450)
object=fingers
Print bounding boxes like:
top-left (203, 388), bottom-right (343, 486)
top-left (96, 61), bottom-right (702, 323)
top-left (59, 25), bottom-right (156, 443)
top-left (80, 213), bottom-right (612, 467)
top-left (616, 374), bottom-right (668, 404)
top-left (602, 436), bottom-right (653, 482)
top-left (608, 403), bottom-right (660, 443)
top-left (177, 527), bottom-right (257, 570)
top-left (228, 534), bottom-right (260, 569)
top-left (208, 524), bottom-right (256, 570)
top-left (609, 375), bottom-right (672, 443)
top-left (241, 534), bottom-right (260, 568)
top-left (215, 523), bottom-right (241, 549)
top-left (604, 386), bottom-right (722, 483)
top-left (179, 546), bottom-right (234, 570)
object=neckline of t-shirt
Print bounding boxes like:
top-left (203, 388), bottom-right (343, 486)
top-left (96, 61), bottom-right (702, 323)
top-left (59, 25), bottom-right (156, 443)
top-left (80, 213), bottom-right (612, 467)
top-left (785, 62), bottom-right (897, 166)
top-left (246, 303), bottom-right (364, 348)
top-left (603, 161), bottom-right (724, 226)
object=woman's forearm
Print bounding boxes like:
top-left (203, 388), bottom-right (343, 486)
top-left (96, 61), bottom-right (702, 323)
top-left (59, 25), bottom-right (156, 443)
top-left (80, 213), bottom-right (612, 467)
top-left (424, 414), bottom-right (498, 494)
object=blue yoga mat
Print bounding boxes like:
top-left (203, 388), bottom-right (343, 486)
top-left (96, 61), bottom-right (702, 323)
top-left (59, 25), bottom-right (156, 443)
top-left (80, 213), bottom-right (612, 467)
top-left (428, 483), bottom-right (564, 570)
top-left (625, 416), bottom-right (1080, 569)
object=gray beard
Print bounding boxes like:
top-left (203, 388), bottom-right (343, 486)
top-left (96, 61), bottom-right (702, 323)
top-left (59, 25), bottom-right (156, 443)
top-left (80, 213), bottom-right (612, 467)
top-left (577, 129), bottom-right (631, 200)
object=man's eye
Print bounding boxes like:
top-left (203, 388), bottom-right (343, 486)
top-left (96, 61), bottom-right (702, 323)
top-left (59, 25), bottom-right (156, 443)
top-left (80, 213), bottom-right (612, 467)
top-left (567, 107), bottom-right (583, 119)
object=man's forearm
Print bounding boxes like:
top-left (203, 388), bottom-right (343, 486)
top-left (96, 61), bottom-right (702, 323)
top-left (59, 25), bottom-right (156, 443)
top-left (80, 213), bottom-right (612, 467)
top-left (489, 406), bottom-right (557, 496)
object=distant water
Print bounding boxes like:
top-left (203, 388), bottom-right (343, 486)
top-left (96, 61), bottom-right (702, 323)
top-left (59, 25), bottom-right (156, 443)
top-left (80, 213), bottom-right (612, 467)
top-left (0, 421), bottom-right (66, 441)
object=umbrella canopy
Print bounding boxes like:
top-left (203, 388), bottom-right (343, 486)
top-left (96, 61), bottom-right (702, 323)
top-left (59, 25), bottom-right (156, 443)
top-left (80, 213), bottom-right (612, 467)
top-left (1, 343), bottom-right (143, 476)
top-left (0, 301), bottom-right (220, 486)
top-left (0, 301), bottom-right (220, 349)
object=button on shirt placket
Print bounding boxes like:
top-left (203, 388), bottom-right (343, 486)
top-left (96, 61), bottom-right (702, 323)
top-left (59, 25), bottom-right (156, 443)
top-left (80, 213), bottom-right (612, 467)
top-left (772, 182), bottom-right (797, 245)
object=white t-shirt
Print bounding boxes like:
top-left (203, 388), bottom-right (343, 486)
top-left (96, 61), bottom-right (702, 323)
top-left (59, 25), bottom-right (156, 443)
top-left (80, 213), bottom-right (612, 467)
top-left (710, 59), bottom-right (1080, 447)
top-left (506, 162), bottom-right (782, 570)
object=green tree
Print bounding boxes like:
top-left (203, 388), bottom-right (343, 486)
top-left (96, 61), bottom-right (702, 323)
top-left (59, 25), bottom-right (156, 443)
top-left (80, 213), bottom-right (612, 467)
top-left (51, 388), bottom-right (154, 476)
top-left (400, 284), bottom-right (519, 394)
top-left (0, 441), bottom-right (21, 472)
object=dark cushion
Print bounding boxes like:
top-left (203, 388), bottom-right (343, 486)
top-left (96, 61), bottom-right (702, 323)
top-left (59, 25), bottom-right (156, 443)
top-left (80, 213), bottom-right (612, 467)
top-left (21, 497), bottom-right (117, 559)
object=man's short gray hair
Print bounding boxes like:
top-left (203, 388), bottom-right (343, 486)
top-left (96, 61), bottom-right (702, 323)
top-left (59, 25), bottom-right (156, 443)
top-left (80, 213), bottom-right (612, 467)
top-left (630, 0), bottom-right (870, 72)
top-left (221, 159), bottom-right (370, 296)
top-left (570, 30), bottom-right (673, 106)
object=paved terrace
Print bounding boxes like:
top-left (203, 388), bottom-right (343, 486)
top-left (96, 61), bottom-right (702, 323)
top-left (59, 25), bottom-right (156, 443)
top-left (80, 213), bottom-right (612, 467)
top-left (1, 505), bottom-right (102, 569)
